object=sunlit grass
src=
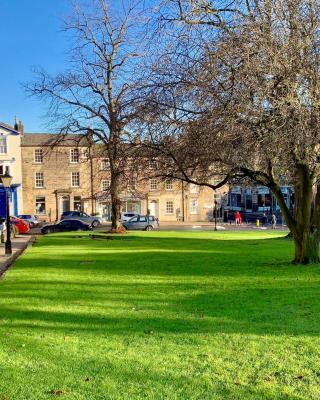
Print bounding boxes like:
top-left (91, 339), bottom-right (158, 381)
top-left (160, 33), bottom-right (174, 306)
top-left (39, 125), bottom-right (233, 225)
top-left (0, 230), bottom-right (319, 399)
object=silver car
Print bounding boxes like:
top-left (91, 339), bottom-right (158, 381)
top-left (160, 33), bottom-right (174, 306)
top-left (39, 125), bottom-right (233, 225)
top-left (122, 215), bottom-right (158, 231)
top-left (60, 211), bottom-right (102, 227)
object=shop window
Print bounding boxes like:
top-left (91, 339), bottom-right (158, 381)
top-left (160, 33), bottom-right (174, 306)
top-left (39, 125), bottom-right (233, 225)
top-left (35, 197), bottom-right (46, 214)
top-left (74, 196), bottom-right (81, 211)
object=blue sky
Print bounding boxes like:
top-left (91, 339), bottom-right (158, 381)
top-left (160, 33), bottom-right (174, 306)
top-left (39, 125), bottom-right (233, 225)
top-left (0, 0), bottom-right (71, 132)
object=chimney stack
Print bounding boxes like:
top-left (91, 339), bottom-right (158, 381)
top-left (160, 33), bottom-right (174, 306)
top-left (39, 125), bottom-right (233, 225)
top-left (14, 116), bottom-right (24, 135)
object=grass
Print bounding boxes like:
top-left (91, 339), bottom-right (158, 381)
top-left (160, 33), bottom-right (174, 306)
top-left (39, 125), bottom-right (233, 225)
top-left (0, 230), bottom-right (320, 399)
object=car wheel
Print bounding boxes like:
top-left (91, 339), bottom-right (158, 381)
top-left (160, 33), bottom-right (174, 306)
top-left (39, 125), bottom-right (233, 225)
top-left (46, 228), bottom-right (53, 234)
top-left (92, 220), bottom-right (100, 228)
top-left (145, 225), bottom-right (153, 231)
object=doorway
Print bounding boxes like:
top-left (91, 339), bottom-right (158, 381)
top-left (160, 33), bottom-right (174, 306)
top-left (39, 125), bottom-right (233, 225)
top-left (61, 196), bottom-right (70, 213)
top-left (149, 200), bottom-right (158, 218)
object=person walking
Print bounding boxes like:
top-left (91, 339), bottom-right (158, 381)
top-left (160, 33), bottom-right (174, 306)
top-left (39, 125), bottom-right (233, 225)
top-left (272, 213), bottom-right (277, 229)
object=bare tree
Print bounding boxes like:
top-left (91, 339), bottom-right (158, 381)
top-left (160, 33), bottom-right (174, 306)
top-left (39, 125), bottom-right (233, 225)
top-left (26, 0), bottom-right (146, 230)
top-left (140, 0), bottom-right (320, 264)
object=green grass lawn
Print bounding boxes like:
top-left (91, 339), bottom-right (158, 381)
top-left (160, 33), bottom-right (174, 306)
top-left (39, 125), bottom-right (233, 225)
top-left (0, 230), bottom-right (320, 399)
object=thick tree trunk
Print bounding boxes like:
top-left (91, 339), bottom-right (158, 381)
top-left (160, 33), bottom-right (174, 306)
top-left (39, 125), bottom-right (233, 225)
top-left (270, 163), bottom-right (320, 264)
top-left (292, 230), bottom-right (320, 264)
top-left (110, 170), bottom-right (122, 230)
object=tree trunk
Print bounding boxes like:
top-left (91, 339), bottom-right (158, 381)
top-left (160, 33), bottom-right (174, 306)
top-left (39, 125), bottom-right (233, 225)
top-left (292, 230), bottom-right (320, 264)
top-left (270, 163), bottom-right (320, 264)
top-left (110, 170), bottom-right (122, 230)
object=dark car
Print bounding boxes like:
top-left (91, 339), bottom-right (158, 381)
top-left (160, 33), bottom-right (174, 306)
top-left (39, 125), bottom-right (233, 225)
top-left (41, 219), bottom-right (92, 234)
top-left (60, 211), bottom-right (102, 227)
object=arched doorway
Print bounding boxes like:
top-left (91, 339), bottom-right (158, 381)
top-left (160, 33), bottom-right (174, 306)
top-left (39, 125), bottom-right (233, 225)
top-left (149, 200), bottom-right (158, 218)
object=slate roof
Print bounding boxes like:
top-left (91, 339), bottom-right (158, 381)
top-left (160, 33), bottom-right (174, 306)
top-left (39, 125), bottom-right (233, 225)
top-left (0, 122), bottom-right (19, 134)
top-left (21, 133), bottom-right (90, 147)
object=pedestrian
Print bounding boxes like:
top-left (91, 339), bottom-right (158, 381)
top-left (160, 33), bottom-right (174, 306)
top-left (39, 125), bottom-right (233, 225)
top-left (235, 211), bottom-right (241, 225)
top-left (272, 213), bottom-right (277, 229)
top-left (146, 208), bottom-right (150, 224)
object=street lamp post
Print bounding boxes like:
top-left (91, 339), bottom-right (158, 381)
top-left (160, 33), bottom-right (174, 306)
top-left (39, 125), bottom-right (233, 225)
top-left (214, 200), bottom-right (218, 231)
top-left (1, 172), bottom-right (13, 255)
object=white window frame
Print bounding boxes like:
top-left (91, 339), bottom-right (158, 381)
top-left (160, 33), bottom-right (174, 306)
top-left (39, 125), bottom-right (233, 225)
top-left (165, 179), bottom-right (173, 191)
top-left (35, 172), bottom-right (44, 188)
top-left (149, 178), bottom-right (158, 191)
top-left (34, 148), bottom-right (43, 164)
top-left (71, 172), bottom-right (80, 187)
top-left (165, 200), bottom-right (174, 215)
top-left (190, 199), bottom-right (198, 214)
top-left (101, 180), bottom-right (110, 191)
top-left (101, 159), bottom-right (110, 170)
top-left (128, 178), bottom-right (137, 191)
top-left (190, 183), bottom-right (199, 194)
top-left (0, 136), bottom-right (7, 154)
top-left (70, 148), bottom-right (80, 163)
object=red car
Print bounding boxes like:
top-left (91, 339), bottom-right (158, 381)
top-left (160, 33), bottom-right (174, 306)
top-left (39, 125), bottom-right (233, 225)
top-left (11, 217), bottom-right (30, 234)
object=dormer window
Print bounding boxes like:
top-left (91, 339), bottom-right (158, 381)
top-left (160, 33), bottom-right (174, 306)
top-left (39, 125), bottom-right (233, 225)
top-left (0, 136), bottom-right (7, 154)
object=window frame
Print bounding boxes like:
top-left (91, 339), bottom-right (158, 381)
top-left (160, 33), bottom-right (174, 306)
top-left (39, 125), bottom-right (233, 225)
top-left (0, 136), bottom-right (7, 154)
top-left (165, 179), bottom-right (173, 191)
top-left (34, 148), bottom-right (43, 164)
top-left (71, 172), bottom-right (80, 187)
top-left (165, 200), bottom-right (174, 215)
top-left (101, 158), bottom-right (110, 170)
top-left (35, 172), bottom-right (44, 188)
top-left (35, 196), bottom-right (46, 214)
top-left (70, 148), bottom-right (80, 163)
top-left (190, 199), bottom-right (198, 214)
top-left (101, 180), bottom-right (110, 191)
top-left (149, 178), bottom-right (158, 191)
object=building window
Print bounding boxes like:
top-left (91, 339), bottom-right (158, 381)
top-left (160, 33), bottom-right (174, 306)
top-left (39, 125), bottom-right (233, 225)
top-left (149, 178), bottom-right (158, 191)
top-left (74, 196), bottom-right (81, 211)
top-left (190, 199), bottom-right (198, 214)
top-left (71, 172), bottom-right (80, 187)
top-left (101, 180), bottom-right (110, 191)
top-left (166, 201), bottom-right (174, 215)
top-left (165, 179), bottom-right (173, 191)
top-left (101, 159), bottom-right (110, 170)
top-left (70, 148), bottom-right (80, 163)
top-left (190, 183), bottom-right (199, 194)
top-left (149, 159), bottom-right (158, 169)
top-left (35, 197), bottom-right (46, 214)
top-left (34, 149), bottom-right (43, 163)
top-left (35, 172), bottom-right (44, 188)
top-left (128, 179), bottom-right (137, 191)
top-left (0, 136), bottom-right (7, 154)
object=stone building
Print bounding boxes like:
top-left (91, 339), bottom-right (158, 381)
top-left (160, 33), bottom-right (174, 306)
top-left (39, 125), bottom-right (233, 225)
top-left (20, 132), bottom-right (228, 222)
top-left (21, 134), bottom-right (94, 221)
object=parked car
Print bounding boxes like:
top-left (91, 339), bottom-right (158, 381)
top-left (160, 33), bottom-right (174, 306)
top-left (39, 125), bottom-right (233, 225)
top-left (60, 211), bottom-right (102, 227)
top-left (17, 214), bottom-right (39, 228)
top-left (121, 212), bottom-right (140, 222)
top-left (122, 215), bottom-right (158, 231)
top-left (11, 216), bottom-right (30, 234)
top-left (41, 219), bottom-right (92, 234)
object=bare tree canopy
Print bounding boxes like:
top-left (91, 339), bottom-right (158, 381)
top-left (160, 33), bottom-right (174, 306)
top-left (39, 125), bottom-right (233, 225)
top-left (26, 0), bottom-right (148, 230)
top-left (139, 0), bottom-right (320, 264)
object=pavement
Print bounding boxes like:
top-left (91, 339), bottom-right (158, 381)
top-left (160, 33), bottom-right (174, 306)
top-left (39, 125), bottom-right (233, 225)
top-left (0, 234), bottom-right (34, 278)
